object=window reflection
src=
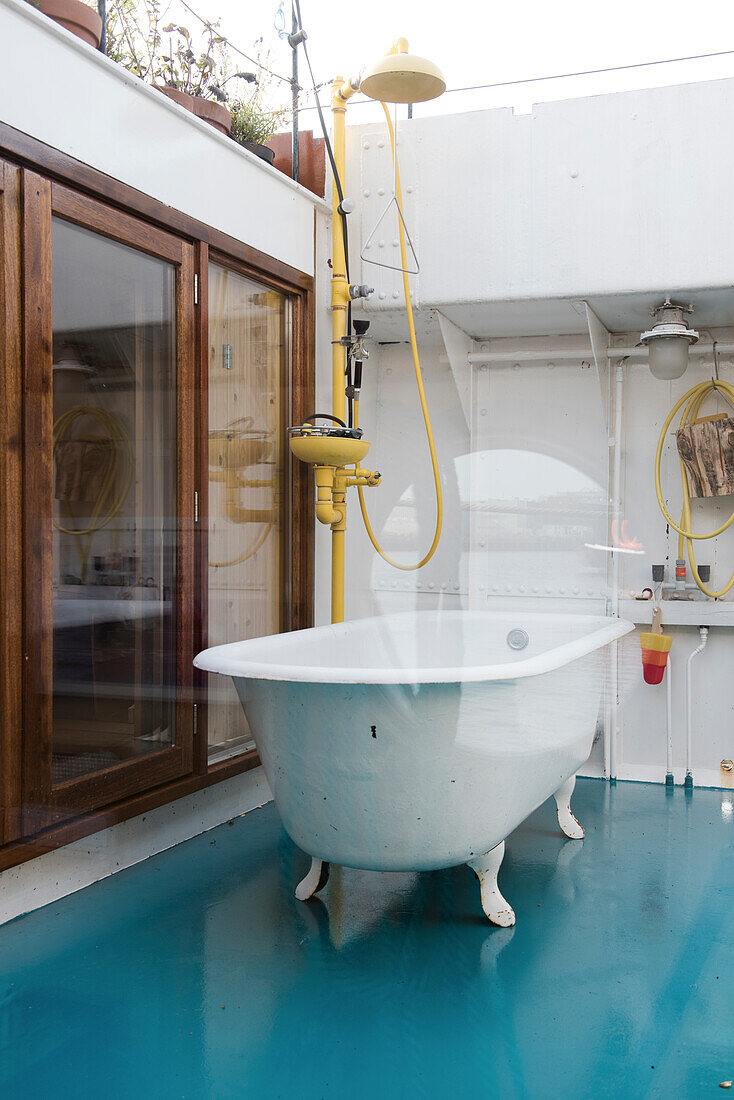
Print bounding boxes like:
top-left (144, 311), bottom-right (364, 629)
top-left (207, 263), bottom-right (287, 761)
top-left (51, 218), bottom-right (177, 784)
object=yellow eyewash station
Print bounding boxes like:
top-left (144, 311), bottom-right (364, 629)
top-left (287, 34), bottom-right (447, 624)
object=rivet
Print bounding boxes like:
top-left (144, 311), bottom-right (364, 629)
top-left (377, 140), bottom-right (384, 148)
top-left (479, 584), bottom-right (485, 591)
top-left (378, 187), bottom-right (385, 196)
top-left (513, 363), bottom-right (521, 371)
top-left (392, 291), bottom-right (400, 298)
top-left (406, 185), bottom-right (414, 193)
top-left (378, 240), bottom-right (385, 248)
top-left (722, 759), bottom-right (734, 771)
top-left (505, 585), bottom-right (512, 592)
top-left (481, 344), bottom-right (488, 352)
top-left (548, 362), bottom-right (556, 370)
top-left (429, 582), bottom-right (435, 589)
top-left (386, 367), bottom-right (392, 374)
top-left (440, 583), bottom-right (447, 590)
top-left (363, 142), bottom-right (370, 150)
top-left (559, 587), bottom-right (566, 594)
top-left (480, 408), bottom-right (487, 416)
top-left (518, 585), bottom-right (526, 593)
top-left (573, 587), bottom-right (580, 594)
top-left (363, 189), bottom-right (370, 197)
top-left (379, 292), bottom-right (386, 299)
top-left (393, 240), bottom-right (399, 247)
top-left (492, 585), bottom-right (499, 593)
top-left (478, 540), bottom-right (486, 548)
top-left (416, 581), bottom-right (422, 589)
top-left (453, 584), bottom-right (460, 590)
top-left (532, 586), bottom-right (539, 594)
top-left (570, 169), bottom-right (579, 178)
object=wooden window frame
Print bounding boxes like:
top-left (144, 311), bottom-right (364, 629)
top-left (0, 122), bottom-right (315, 871)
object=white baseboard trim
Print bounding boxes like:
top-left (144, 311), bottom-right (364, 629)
top-left (579, 761), bottom-right (733, 790)
top-left (0, 766), bottom-right (273, 927)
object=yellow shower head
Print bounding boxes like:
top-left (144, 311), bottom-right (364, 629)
top-left (360, 38), bottom-right (445, 104)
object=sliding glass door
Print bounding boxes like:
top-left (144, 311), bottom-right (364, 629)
top-left (206, 261), bottom-right (288, 761)
top-left (22, 181), bottom-right (195, 830)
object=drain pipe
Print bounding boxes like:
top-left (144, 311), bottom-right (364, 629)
top-left (607, 357), bottom-right (627, 781)
top-left (685, 627), bottom-right (708, 789)
top-left (665, 658), bottom-right (674, 787)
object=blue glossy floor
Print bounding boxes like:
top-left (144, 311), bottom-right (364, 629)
top-left (2, 778), bottom-right (733, 1099)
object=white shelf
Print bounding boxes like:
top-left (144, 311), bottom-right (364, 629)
top-left (619, 599), bottom-right (734, 627)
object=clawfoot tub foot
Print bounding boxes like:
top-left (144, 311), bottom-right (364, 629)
top-left (295, 857), bottom-right (330, 901)
top-left (467, 841), bottom-right (515, 926)
top-left (553, 775), bottom-right (584, 839)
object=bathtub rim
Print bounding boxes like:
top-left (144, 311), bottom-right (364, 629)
top-left (194, 609), bottom-right (635, 685)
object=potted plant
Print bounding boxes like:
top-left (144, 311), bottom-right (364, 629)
top-left (230, 90), bottom-right (287, 164)
top-left (104, 1), bottom-right (287, 150)
top-left (27, 0), bottom-right (102, 48)
top-left (156, 22), bottom-right (234, 135)
top-left (105, 3), bottom-right (237, 133)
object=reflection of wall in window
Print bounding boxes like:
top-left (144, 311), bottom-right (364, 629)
top-left (51, 217), bottom-right (177, 782)
top-left (457, 449), bottom-right (607, 597)
top-left (207, 263), bottom-right (286, 760)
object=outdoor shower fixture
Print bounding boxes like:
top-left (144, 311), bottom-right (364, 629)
top-left (640, 299), bottom-right (699, 379)
top-left (288, 28), bottom-right (446, 623)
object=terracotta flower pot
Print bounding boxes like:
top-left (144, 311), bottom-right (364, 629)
top-left (268, 131), bottom-right (326, 197)
top-left (33, 0), bottom-right (102, 48)
top-left (154, 85), bottom-right (195, 112)
top-left (191, 97), bottom-right (232, 137)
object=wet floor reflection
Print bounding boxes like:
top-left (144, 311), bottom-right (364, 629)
top-left (1, 779), bottom-right (733, 1098)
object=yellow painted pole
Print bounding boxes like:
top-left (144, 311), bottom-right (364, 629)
top-left (329, 79), bottom-right (356, 623)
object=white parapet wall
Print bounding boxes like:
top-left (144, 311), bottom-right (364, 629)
top-left (0, 0), bottom-right (327, 275)
top-left (348, 77), bottom-right (734, 323)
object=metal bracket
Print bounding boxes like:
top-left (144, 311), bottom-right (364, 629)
top-left (436, 311), bottom-right (474, 431)
top-left (581, 300), bottom-right (612, 434)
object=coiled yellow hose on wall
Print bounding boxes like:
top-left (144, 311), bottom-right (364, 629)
top-left (654, 378), bottom-right (734, 597)
top-left (355, 102), bottom-right (443, 570)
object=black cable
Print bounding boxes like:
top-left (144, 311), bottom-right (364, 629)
top-left (292, 0), bottom-right (353, 421)
top-left (291, 0), bottom-right (350, 285)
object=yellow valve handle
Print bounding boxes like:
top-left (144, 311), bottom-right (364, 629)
top-left (654, 378), bottom-right (734, 597)
top-left (355, 101), bottom-right (443, 571)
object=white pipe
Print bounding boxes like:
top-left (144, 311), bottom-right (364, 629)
top-left (686, 627), bottom-right (709, 784)
top-left (666, 657), bottom-right (673, 780)
top-left (607, 358), bottom-right (626, 780)
top-left (465, 342), bottom-right (734, 364)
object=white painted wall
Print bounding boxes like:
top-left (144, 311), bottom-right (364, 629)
top-left (309, 80), bottom-right (734, 790)
top-left (0, 0), bottom-right (326, 275)
top-left (349, 79), bottom-right (734, 320)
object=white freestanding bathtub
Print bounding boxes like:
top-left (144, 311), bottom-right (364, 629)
top-left (195, 610), bottom-right (633, 925)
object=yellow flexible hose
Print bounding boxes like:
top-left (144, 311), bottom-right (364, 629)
top-left (654, 378), bottom-right (734, 597)
top-left (53, 406), bottom-right (133, 582)
top-left (209, 521), bottom-right (273, 568)
top-left (355, 102), bottom-right (443, 570)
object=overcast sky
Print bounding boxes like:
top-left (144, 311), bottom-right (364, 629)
top-left (198, 0), bottom-right (734, 120)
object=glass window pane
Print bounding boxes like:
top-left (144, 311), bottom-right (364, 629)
top-left (207, 263), bottom-right (287, 762)
top-left (51, 217), bottom-right (177, 784)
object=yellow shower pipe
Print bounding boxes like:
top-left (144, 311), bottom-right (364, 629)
top-left (295, 57), bottom-right (444, 624)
